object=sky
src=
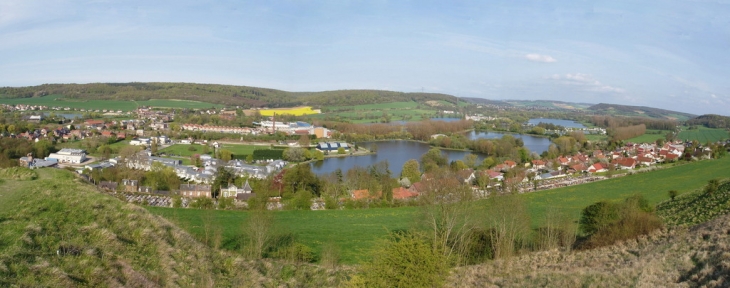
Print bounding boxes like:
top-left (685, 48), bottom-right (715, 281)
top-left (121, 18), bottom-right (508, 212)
top-left (1, 0), bottom-right (729, 115)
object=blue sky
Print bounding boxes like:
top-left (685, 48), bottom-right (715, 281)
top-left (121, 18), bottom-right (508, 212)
top-left (1, 0), bottom-right (729, 115)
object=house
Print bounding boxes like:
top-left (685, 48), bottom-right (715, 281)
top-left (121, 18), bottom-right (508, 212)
top-left (47, 149), bottom-right (87, 164)
top-left (588, 163), bottom-right (608, 173)
top-left (121, 179), bottom-right (139, 193)
top-left (456, 169), bottom-right (475, 184)
top-left (531, 160), bottom-right (546, 169)
top-left (392, 187), bottom-right (419, 200)
top-left (179, 184), bottom-right (212, 198)
top-left (221, 180), bottom-right (254, 199)
top-left (612, 158), bottom-right (637, 170)
top-left (98, 181), bottom-right (118, 191)
top-left (316, 142), bottom-right (350, 152)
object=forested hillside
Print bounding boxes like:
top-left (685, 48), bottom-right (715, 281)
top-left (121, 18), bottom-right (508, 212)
top-left (0, 83), bottom-right (460, 108)
top-left (686, 114), bottom-right (730, 128)
top-left (588, 103), bottom-right (696, 120)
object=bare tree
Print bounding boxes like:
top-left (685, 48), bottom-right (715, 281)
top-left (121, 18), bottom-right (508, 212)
top-left (487, 193), bottom-right (531, 259)
top-left (242, 209), bottom-right (274, 259)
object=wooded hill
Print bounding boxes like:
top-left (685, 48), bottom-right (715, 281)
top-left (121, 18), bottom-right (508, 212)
top-left (588, 103), bottom-right (696, 120)
top-left (686, 114), bottom-right (730, 129)
top-left (0, 83), bottom-right (460, 108)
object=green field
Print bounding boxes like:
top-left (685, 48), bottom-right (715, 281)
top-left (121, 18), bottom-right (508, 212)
top-left (626, 129), bottom-right (670, 143)
top-left (523, 156), bottom-right (730, 225)
top-left (0, 94), bottom-right (138, 111)
top-left (136, 99), bottom-right (223, 109)
top-left (218, 143), bottom-right (269, 156)
top-left (0, 94), bottom-right (222, 111)
top-left (159, 144), bottom-right (210, 157)
top-left (147, 156), bottom-right (730, 264)
top-left (147, 206), bottom-right (418, 264)
top-left (677, 127), bottom-right (729, 143)
top-left (326, 101), bottom-right (420, 111)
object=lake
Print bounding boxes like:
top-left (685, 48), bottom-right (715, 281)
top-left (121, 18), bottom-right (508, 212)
top-left (311, 140), bottom-right (482, 176)
top-left (465, 131), bottom-right (552, 154)
top-left (311, 131), bottom-right (553, 176)
top-left (528, 118), bottom-right (586, 129)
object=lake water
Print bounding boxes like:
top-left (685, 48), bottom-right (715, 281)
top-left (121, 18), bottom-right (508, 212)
top-left (311, 131), bottom-right (554, 176)
top-left (311, 140), bottom-right (482, 176)
top-left (528, 118), bottom-right (586, 128)
top-left (465, 131), bottom-right (552, 154)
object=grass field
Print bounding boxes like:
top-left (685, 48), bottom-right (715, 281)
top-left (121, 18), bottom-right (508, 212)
top-left (159, 144), bottom-right (210, 157)
top-left (147, 156), bottom-right (730, 264)
top-left (312, 101), bottom-right (437, 123)
top-left (218, 143), bottom-right (268, 156)
top-left (136, 99), bottom-right (223, 109)
top-left (626, 129), bottom-right (670, 143)
top-left (0, 94), bottom-right (139, 111)
top-left (677, 127), bottom-right (729, 143)
top-left (147, 206), bottom-right (418, 264)
top-left (0, 94), bottom-right (222, 111)
top-left (259, 106), bottom-right (319, 116)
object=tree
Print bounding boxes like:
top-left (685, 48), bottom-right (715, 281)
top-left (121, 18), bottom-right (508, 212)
top-left (420, 148), bottom-right (447, 172)
top-left (311, 149), bottom-right (324, 161)
top-left (246, 154), bottom-right (254, 163)
top-left (283, 147), bottom-right (307, 162)
top-left (219, 149), bottom-right (233, 162)
top-left (211, 167), bottom-right (236, 198)
top-left (400, 159), bottom-right (421, 184)
top-left (486, 193), bottom-right (531, 259)
top-left (298, 134), bottom-right (310, 147)
top-left (282, 164), bottom-right (321, 196)
top-left (97, 144), bottom-right (112, 160)
top-left (463, 153), bottom-right (478, 168)
top-left (33, 139), bottom-right (55, 158)
top-left (337, 147), bottom-right (346, 155)
top-left (242, 209), bottom-right (274, 260)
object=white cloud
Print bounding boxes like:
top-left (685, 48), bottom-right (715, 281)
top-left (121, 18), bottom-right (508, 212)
top-left (548, 73), bottom-right (625, 93)
top-left (525, 53), bottom-right (557, 63)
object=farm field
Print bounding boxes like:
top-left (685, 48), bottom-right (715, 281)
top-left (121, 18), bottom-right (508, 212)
top-left (147, 206), bottom-right (418, 264)
top-left (626, 129), bottom-right (670, 143)
top-left (677, 127), bottom-right (729, 143)
top-left (147, 156), bottom-right (730, 264)
top-left (158, 144), bottom-right (209, 157)
top-left (217, 143), bottom-right (268, 156)
top-left (0, 94), bottom-right (138, 111)
top-left (135, 99), bottom-right (222, 109)
top-left (311, 101), bottom-right (438, 123)
top-left (0, 94), bottom-right (222, 111)
top-left (258, 106), bottom-right (319, 116)
top-left (523, 156), bottom-right (730, 226)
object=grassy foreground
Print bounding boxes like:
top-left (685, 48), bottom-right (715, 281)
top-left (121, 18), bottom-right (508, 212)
top-left (0, 168), bottom-right (346, 287)
top-left (148, 157), bottom-right (730, 264)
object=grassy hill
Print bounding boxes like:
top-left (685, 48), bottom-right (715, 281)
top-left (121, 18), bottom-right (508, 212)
top-left (0, 83), bottom-right (461, 109)
top-left (588, 103), bottom-right (696, 120)
top-left (0, 168), bottom-right (346, 287)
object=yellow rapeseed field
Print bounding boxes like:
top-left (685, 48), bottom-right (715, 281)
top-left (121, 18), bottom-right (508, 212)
top-left (258, 106), bottom-right (320, 116)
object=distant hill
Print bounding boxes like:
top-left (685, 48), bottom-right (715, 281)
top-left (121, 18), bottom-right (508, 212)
top-left (459, 97), bottom-right (512, 106)
top-left (504, 100), bottom-right (594, 110)
top-left (686, 114), bottom-right (730, 128)
top-left (588, 103), bottom-right (697, 121)
top-left (588, 103), bottom-right (696, 120)
top-left (0, 83), bottom-right (460, 109)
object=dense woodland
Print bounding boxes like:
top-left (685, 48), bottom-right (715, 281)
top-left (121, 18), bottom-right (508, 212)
top-left (686, 114), bottom-right (730, 129)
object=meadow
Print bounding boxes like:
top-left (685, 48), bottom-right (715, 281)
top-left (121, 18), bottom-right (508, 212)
top-left (310, 101), bottom-right (437, 123)
top-left (0, 94), bottom-right (222, 111)
top-left (677, 126), bottom-right (729, 143)
top-left (147, 156), bottom-right (730, 264)
top-left (626, 129), bottom-right (670, 143)
top-left (159, 144), bottom-right (210, 157)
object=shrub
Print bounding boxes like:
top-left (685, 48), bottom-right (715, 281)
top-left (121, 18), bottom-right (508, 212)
top-left (578, 195), bottom-right (663, 249)
top-left (350, 231), bottom-right (449, 288)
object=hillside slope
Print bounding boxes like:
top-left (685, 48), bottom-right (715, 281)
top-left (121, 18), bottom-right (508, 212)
top-left (0, 168), bottom-right (345, 287)
top-left (0, 83), bottom-right (460, 108)
top-left (588, 103), bottom-right (696, 120)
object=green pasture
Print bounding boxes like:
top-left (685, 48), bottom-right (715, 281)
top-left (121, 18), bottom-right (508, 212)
top-left (159, 144), bottom-right (210, 157)
top-left (677, 127), bottom-right (729, 143)
top-left (523, 156), bottom-right (730, 226)
top-left (0, 94), bottom-right (138, 111)
top-left (218, 143), bottom-right (269, 156)
top-left (626, 129), bottom-right (670, 143)
top-left (147, 206), bottom-right (418, 264)
top-left (136, 99), bottom-right (223, 109)
top-left (147, 156), bottom-right (730, 263)
top-left (326, 101), bottom-right (419, 111)
top-left (0, 94), bottom-right (222, 111)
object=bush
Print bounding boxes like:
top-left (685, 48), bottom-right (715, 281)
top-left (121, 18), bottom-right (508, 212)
top-left (578, 195), bottom-right (662, 249)
top-left (350, 231), bottom-right (449, 288)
